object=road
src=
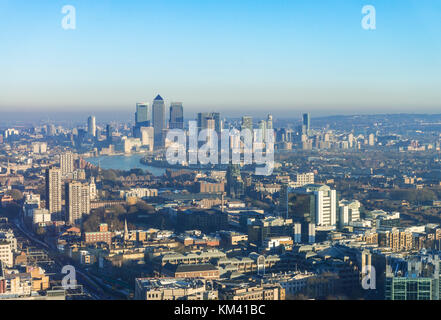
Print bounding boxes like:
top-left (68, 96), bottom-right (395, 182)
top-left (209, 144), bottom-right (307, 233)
top-left (12, 214), bottom-right (123, 300)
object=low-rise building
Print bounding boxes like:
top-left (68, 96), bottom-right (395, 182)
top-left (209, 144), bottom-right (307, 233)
top-left (162, 263), bottom-right (220, 280)
top-left (134, 278), bottom-right (218, 300)
top-left (0, 241), bottom-right (13, 267)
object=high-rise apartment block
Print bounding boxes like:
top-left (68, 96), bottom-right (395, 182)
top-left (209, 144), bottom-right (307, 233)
top-left (65, 181), bottom-right (91, 225)
top-left (45, 168), bottom-right (62, 214)
top-left (60, 152), bottom-right (74, 177)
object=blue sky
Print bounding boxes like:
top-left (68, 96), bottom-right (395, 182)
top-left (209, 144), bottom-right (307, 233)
top-left (0, 0), bottom-right (441, 116)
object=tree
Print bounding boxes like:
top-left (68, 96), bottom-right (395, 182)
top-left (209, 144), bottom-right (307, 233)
top-left (0, 204), bottom-right (21, 219)
top-left (389, 189), bottom-right (436, 204)
top-left (135, 201), bottom-right (155, 214)
top-left (101, 169), bottom-right (118, 181)
top-left (129, 168), bottom-right (144, 176)
top-left (7, 189), bottom-right (23, 201)
top-left (82, 205), bottom-right (127, 232)
top-left (288, 293), bottom-right (310, 300)
top-left (112, 204), bottom-right (127, 215)
top-left (36, 227), bottom-right (46, 236)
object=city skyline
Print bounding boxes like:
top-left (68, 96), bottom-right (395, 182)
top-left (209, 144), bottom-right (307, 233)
top-left (1, 99), bottom-right (441, 302)
top-left (1, 0), bottom-right (441, 113)
top-left (3, 0), bottom-right (441, 306)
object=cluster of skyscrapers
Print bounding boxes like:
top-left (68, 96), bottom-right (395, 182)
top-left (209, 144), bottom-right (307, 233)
top-left (134, 95), bottom-right (183, 149)
top-left (81, 95), bottom-right (281, 156)
top-left (131, 95), bottom-right (277, 152)
top-left (45, 153), bottom-right (96, 225)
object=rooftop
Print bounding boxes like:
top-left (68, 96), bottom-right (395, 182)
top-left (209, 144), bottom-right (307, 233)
top-left (165, 263), bottom-right (218, 273)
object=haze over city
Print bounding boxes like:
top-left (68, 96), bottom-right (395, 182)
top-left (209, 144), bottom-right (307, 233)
top-left (3, 0), bottom-right (441, 312)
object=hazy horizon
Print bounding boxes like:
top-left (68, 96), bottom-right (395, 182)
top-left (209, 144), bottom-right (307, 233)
top-left (1, 110), bottom-right (441, 126)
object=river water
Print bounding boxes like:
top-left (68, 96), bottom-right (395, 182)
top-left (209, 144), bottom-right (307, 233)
top-left (86, 154), bottom-right (166, 177)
